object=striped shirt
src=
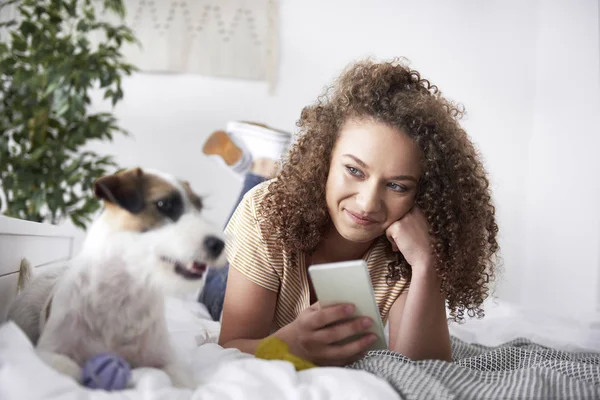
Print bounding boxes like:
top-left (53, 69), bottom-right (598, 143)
top-left (224, 180), bottom-right (409, 332)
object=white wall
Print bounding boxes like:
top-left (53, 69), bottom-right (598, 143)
top-left (83, 1), bottom-right (600, 317)
top-left (522, 0), bottom-right (600, 317)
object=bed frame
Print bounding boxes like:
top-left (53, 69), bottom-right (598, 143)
top-left (0, 215), bottom-right (76, 322)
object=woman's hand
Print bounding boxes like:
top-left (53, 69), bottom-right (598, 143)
top-left (278, 303), bottom-right (377, 366)
top-left (385, 206), bottom-right (434, 273)
top-left (385, 207), bottom-right (451, 361)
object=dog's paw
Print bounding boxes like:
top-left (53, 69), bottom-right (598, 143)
top-left (37, 349), bottom-right (82, 382)
top-left (163, 363), bottom-right (196, 389)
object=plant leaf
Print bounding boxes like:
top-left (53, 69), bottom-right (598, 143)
top-left (1, 0), bottom-right (134, 228)
top-left (30, 146), bottom-right (46, 161)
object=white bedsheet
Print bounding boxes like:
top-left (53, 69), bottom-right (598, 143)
top-left (448, 298), bottom-right (600, 353)
top-left (4, 296), bottom-right (598, 399)
top-left (0, 296), bottom-right (399, 400)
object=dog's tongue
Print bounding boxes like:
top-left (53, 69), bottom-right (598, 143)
top-left (191, 262), bottom-right (207, 273)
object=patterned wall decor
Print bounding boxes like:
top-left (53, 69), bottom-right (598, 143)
top-left (1, 1), bottom-right (280, 90)
top-left (114, 0), bottom-right (279, 89)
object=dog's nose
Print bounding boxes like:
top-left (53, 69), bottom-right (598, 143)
top-left (204, 236), bottom-right (225, 258)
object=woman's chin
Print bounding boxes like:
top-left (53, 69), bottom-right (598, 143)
top-left (338, 226), bottom-right (382, 244)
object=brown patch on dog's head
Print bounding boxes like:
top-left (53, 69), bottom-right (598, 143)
top-left (94, 168), bottom-right (145, 214)
top-left (93, 168), bottom-right (188, 233)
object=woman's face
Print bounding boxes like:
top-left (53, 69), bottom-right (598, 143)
top-left (325, 118), bottom-right (422, 243)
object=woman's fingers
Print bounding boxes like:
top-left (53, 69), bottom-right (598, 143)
top-left (304, 303), bottom-right (355, 330)
top-left (295, 303), bottom-right (377, 366)
top-left (321, 333), bottom-right (378, 366)
top-left (312, 316), bottom-right (373, 345)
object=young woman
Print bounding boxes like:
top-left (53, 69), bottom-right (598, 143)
top-left (218, 59), bottom-right (499, 366)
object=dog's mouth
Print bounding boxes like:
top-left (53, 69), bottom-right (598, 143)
top-left (160, 256), bottom-right (207, 280)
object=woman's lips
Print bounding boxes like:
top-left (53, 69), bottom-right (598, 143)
top-left (344, 209), bottom-right (377, 226)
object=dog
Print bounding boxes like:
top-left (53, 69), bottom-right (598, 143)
top-left (7, 167), bottom-right (227, 388)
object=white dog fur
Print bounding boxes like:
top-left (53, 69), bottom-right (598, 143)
top-left (7, 167), bottom-right (227, 388)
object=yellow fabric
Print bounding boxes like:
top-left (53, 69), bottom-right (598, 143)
top-left (255, 337), bottom-right (316, 371)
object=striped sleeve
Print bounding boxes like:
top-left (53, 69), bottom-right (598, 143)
top-left (224, 188), bottom-right (280, 292)
top-left (367, 240), bottom-right (410, 324)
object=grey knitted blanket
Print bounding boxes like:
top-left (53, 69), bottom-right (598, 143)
top-left (347, 336), bottom-right (600, 399)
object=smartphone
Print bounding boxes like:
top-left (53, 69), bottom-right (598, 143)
top-left (308, 260), bottom-right (387, 351)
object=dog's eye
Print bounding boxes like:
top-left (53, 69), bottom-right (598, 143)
top-left (156, 199), bottom-right (172, 211)
top-left (155, 194), bottom-right (183, 221)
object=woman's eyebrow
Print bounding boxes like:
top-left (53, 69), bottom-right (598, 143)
top-left (343, 154), bottom-right (418, 182)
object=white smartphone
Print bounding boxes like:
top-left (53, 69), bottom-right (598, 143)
top-left (308, 260), bottom-right (387, 351)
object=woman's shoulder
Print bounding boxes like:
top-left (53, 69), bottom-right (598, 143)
top-left (228, 178), bottom-right (282, 241)
top-left (238, 178), bottom-right (275, 220)
top-left (245, 178), bottom-right (274, 203)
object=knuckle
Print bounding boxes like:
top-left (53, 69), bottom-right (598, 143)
top-left (329, 322), bottom-right (347, 336)
top-left (323, 329), bottom-right (340, 344)
top-left (353, 319), bottom-right (367, 332)
top-left (313, 326), bottom-right (332, 343)
top-left (348, 335), bottom-right (370, 352)
top-left (313, 312), bottom-right (325, 327)
top-left (323, 308), bottom-right (340, 326)
top-left (330, 308), bottom-right (345, 322)
top-left (298, 318), bottom-right (309, 330)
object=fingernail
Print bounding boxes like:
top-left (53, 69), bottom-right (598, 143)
top-left (362, 318), bottom-right (372, 328)
top-left (345, 305), bottom-right (354, 315)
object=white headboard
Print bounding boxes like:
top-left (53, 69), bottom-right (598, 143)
top-left (0, 216), bottom-right (75, 322)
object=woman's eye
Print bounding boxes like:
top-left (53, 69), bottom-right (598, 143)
top-left (388, 182), bottom-right (408, 193)
top-left (346, 166), bottom-right (362, 176)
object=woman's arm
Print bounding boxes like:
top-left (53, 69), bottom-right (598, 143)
top-left (218, 268), bottom-right (304, 354)
top-left (219, 267), bottom-right (378, 364)
top-left (220, 185), bottom-right (377, 362)
top-left (218, 267), bottom-right (280, 353)
top-left (385, 206), bottom-right (451, 361)
top-left (387, 265), bottom-right (451, 361)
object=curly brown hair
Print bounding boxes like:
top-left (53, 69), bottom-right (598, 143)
top-left (261, 58), bottom-right (499, 322)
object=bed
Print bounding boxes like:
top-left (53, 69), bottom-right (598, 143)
top-left (1, 216), bottom-right (599, 399)
top-left (0, 216), bottom-right (75, 322)
top-left (358, 300), bottom-right (600, 399)
top-left (0, 216), bottom-right (398, 399)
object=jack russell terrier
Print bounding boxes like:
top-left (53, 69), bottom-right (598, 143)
top-left (7, 167), bottom-right (227, 388)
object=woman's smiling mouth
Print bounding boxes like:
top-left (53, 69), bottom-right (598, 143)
top-left (344, 209), bottom-right (378, 226)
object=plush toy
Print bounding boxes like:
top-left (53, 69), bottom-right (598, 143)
top-left (255, 336), bottom-right (317, 371)
top-left (82, 353), bottom-right (131, 391)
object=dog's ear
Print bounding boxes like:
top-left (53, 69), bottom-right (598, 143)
top-left (181, 180), bottom-right (203, 210)
top-left (93, 168), bottom-right (145, 214)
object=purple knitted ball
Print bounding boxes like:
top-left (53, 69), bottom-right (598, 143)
top-left (82, 353), bottom-right (131, 391)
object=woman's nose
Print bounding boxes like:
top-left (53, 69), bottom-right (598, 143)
top-left (356, 183), bottom-right (381, 213)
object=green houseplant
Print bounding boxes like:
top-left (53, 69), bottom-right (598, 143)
top-left (0, 0), bottom-right (138, 228)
